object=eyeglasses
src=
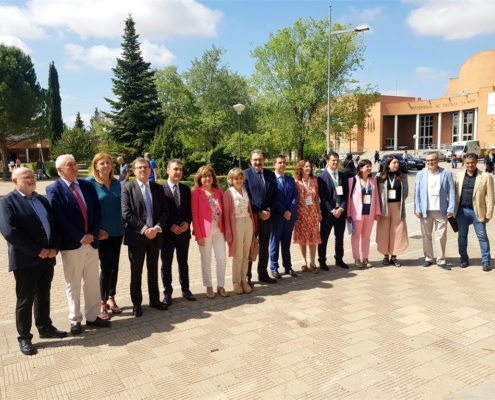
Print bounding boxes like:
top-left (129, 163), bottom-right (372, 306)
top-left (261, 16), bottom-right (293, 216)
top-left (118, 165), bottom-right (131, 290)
top-left (135, 166), bottom-right (150, 170)
top-left (425, 159), bottom-right (438, 163)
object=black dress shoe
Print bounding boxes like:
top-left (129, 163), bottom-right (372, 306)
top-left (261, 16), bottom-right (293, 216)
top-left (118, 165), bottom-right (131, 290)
top-left (39, 326), bottom-right (67, 339)
top-left (422, 261), bottom-right (432, 267)
top-left (285, 269), bottom-right (298, 277)
top-left (336, 260), bottom-right (349, 269)
top-left (19, 339), bottom-right (37, 355)
top-left (149, 301), bottom-right (168, 311)
top-left (483, 262), bottom-right (492, 272)
top-left (271, 270), bottom-right (282, 279)
top-left (182, 290), bottom-right (196, 301)
top-left (86, 317), bottom-right (111, 328)
top-left (319, 264), bottom-right (329, 271)
top-left (460, 261), bottom-right (469, 268)
top-left (258, 274), bottom-right (277, 284)
top-left (163, 293), bottom-right (173, 306)
top-left (247, 278), bottom-right (254, 288)
top-left (133, 305), bottom-right (143, 317)
top-left (438, 264), bottom-right (451, 270)
top-left (70, 323), bottom-right (82, 335)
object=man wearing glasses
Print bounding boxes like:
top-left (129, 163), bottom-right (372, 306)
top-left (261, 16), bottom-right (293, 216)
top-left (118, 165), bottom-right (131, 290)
top-left (414, 152), bottom-right (455, 269)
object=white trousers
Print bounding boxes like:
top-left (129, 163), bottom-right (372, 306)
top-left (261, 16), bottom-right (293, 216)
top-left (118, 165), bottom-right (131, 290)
top-left (232, 216), bottom-right (253, 283)
top-left (60, 245), bottom-right (101, 324)
top-left (199, 222), bottom-right (226, 287)
top-left (420, 210), bottom-right (448, 264)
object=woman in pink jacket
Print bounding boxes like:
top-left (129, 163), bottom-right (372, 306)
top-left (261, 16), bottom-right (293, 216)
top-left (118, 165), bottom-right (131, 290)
top-left (191, 165), bottom-right (228, 299)
top-left (347, 159), bottom-right (381, 268)
top-left (222, 168), bottom-right (255, 295)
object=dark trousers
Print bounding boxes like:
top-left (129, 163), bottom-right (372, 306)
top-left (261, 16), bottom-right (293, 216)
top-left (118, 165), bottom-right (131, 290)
top-left (98, 235), bottom-right (123, 301)
top-left (161, 237), bottom-right (190, 294)
top-left (13, 262), bottom-right (54, 341)
top-left (128, 238), bottom-right (160, 306)
top-left (318, 211), bottom-right (346, 267)
top-left (247, 219), bottom-right (272, 279)
top-left (270, 218), bottom-right (295, 271)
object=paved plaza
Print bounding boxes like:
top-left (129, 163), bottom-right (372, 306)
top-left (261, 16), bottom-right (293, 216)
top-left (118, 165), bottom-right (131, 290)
top-left (0, 165), bottom-right (494, 399)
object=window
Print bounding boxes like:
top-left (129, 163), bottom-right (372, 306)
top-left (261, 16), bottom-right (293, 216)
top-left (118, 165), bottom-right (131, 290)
top-left (462, 110), bottom-right (473, 141)
top-left (419, 115), bottom-right (433, 149)
top-left (385, 138), bottom-right (394, 148)
top-left (452, 113), bottom-right (459, 142)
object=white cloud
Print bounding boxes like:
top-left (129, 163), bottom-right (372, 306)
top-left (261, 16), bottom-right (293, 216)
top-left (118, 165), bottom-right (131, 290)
top-left (415, 66), bottom-right (448, 80)
top-left (64, 43), bottom-right (120, 71)
top-left (405, 0), bottom-right (495, 40)
top-left (63, 61), bottom-right (80, 71)
top-left (60, 94), bottom-right (75, 100)
top-left (0, 0), bottom-right (223, 40)
top-left (141, 39), bottom-right (176, 66)
top-left (0, 35), bottom-right (32, 54)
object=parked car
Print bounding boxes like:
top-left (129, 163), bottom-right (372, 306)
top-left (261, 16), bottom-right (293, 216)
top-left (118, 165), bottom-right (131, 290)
top-left (379, 153), bottom-right (425, 173)
top-left (418, 151), bottom-right (447, 162)
top-left (379, 154), bottom-right (408, 173)
top-left (405, 154), bottom-right (425, 170)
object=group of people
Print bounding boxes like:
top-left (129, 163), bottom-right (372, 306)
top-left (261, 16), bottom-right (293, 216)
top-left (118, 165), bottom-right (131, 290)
top-left (0, 149), bottom-right (493, 357)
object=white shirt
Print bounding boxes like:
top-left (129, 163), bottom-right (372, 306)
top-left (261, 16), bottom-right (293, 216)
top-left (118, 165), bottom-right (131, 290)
top-left (229, 187), bottom-right (250, 218)
top-left (167, 179), bottom-right (180, 205)
top-left (426, 169), bottom-right (441, 211)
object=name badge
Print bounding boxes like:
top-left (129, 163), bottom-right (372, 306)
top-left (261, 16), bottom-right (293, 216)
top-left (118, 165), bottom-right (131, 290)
top-left (388, 190), bottom-right (396, 200)
top-left (335, 186), bottom-right (343, 196)
top-left (305, 195), bottom-right (313, 206)
top-left (363, 194), bottom-right (371, 204)
top-left (430, 186), bottom-right (439, 196)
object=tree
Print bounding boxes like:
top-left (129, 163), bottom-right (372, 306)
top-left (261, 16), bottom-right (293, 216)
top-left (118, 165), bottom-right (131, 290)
top-left (46, 61), bottom-right (63, 144)
top-left (0, 45), bottom-right (42, 179)
top-left (51, 127), bottom-right (95, 162)
top-left (74, 111), bottom-right (85, 130)
top-left (251, 17), bottom-right (366, 159)
top-left (104, 14), bottom-right (163, 157)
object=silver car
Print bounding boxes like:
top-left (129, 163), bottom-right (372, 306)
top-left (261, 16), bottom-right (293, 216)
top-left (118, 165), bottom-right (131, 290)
top-left (418, 151), bottom-right (446, 162)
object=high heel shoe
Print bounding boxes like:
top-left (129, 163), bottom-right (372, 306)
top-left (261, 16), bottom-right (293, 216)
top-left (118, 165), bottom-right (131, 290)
top-left (309, 263), bottom-right (319, 274)
top-left (98, 301), bottom-right (110, 320)
top-left (355, 259), bottom-right (365, 268)
top-left (217, 287), bottom-right (230, 297)
top-left (363, 259), bottom-right (373, 268)
top-left (233, 282), bottom-right (244, 295)
top-left (206, 287), bottom-right (216, 299)
top-left (241, 280), bottom-right (252, 294)
top-left (107, 296), bottom-right (122, 314)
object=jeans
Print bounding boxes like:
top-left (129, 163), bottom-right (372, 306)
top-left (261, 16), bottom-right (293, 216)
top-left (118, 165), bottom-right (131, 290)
top-left (456, 207), bottom-right (491, 263)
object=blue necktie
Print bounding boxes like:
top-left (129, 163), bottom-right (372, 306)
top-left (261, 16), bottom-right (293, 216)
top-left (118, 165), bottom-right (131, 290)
top-left (279, 175), bottom-right (285, 194)
top-left (143, 184), bottom-right (153, 227)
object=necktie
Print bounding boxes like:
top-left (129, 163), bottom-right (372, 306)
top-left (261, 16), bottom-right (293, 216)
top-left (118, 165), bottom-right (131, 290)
top-left (143, 184), bottom-right (153, 227)
top-left (173, 184), bottom-right (180, 209)
top-left (331, 172), bottom-right (341, 206)
top-left (279, 175), bottom-right (285, 194)
top-left (257, 171), bottom-right (265, 188)
top-left (70, 182), bottom-right (88, 232)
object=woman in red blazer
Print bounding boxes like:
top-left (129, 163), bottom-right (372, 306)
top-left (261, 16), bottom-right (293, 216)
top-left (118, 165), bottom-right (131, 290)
top-left (191, 165), bottom-right (227, 299)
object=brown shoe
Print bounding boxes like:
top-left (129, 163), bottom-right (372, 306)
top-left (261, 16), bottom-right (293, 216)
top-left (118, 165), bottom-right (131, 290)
top-left (241, 280), bottom-right (252, 294)
top-left (233, 282), bottom-right (244, 295)
top-left (309, 263), bottom-right (319, 274)
top-left (301, 265), bottom-right (309, 272)
top-left (217, 287), bottom-right (230, 297)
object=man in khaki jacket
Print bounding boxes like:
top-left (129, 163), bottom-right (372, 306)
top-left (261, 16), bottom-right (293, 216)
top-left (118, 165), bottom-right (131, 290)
top-left (454, 153), bottom-right (495, 271)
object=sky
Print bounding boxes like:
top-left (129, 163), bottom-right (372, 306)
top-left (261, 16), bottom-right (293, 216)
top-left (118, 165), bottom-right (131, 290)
top-left (2, 0), bottom-right (495, 127)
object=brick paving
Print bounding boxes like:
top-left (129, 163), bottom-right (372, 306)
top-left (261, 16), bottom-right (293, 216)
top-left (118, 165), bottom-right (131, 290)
top-left (0, 167), bottom-right (494, 399)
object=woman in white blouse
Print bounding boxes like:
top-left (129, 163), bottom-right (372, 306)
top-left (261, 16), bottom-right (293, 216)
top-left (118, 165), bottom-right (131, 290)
top-left (223, 168), bottom-right (255, 295)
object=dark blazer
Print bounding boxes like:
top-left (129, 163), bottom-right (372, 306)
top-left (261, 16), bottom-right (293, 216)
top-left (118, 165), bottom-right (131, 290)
top-left (46, 178), bottom-right (102, 250)
top-left (0, 191), bottom-right (62, 271)
top-left (242, 167), bottom-right (277, 222)
top-left (122, 180), bottom-right (169, 247)
top-left (317, 169), bottom-right (349, 217)
top-left (272, 174), bottom-right (298, 223)
top-left (162, 182), bottom-right (192, 241)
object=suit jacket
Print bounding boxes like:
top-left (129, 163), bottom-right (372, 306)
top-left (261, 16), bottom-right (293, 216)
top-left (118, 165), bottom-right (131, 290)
top-left (454, 168), bottom-right (495, 220)
top-left (317, 168), bottom-right (349, 217)
top-left (272, 174), bottom-right (298, 223)
top-left (376, 174), bottom-right (409, 219)
top-left (347, 176), bottom-right (381, 221)
top-left (121, 180), bottom-right (169, 247)
top-left (242, 167), bottom-right (277, 222)
top-left (162, 182), bottom-right (192, 241)
top-left (46, 178), bottom-right (101, 250)
top-left (0, 191), bottom-right (62, 271)
top-left (191, 186), bottom-right (225, 241)
top-left (414, 167), bottom-right (455, 217)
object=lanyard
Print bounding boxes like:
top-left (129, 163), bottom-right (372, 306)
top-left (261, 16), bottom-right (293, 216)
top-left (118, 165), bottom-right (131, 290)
top-left (361, 178), bottom-right (370, 194)
top-left (388, 175), bottom-right (395, 189)
top-left (302, 178), bottom-right (311, 194)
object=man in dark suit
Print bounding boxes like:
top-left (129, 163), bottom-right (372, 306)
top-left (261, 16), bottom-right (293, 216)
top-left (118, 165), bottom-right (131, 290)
top-left (47, 155), bottom-right (110, 335)
top-left (0, 168), bottom-right (66, 355)
top-left (122, 157), bottom-right (169, 317)
top-left (160, 159), bottom-right (196, 306)
top-left (243, 149), bottom-right (278, 285)
top-left (317, 152), bottom-right (350, 270)
top-left (269, 155), bottom-right (298, 279)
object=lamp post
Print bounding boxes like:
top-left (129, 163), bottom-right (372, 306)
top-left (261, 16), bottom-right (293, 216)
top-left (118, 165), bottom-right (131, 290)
top-left (327, 6), bottom-right (369, 155)
top-left (233, 103), bottom-right (245, 168)
top-left (37, 143), bottom-right (42, 161)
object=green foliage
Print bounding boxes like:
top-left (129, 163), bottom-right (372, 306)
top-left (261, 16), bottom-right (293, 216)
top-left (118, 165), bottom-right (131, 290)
top-left (47, 61), bottom-right (63, 144)
top-left (209, 145), bottom-right (238, 175)
top-left (74, 111), bottom-right (85, 130)
top-left (149, 123), bottom-right (185, 179)
top-left (51, 128), bottom-right (95, 162)
top-left (104, 14), bottom-right (163, 155)
top-left (183, 157), bottom-right (204, 178)
top-left (304, 140), bottom-right (327, 165)
top-left (47, 164), bottom-right (58, 177)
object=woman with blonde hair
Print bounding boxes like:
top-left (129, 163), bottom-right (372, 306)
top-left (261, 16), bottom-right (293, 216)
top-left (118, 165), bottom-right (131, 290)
top-left (191, 165), bottom-right (228, 299)
top-left (86, 153), bottom-right (124, 319)
top-left (222, 168), bottom-right (255, 294)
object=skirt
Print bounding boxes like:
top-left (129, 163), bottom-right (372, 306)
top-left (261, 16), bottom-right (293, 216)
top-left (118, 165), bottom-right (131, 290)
top-left (376, 202), bottom-right (409, 256)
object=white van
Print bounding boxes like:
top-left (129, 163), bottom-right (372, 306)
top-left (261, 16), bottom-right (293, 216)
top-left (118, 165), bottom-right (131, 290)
top-left (450, 140), bottom-right (481, 160)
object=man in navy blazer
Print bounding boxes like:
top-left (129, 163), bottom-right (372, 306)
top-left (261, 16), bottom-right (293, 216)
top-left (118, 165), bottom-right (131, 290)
top-left (47, 155), bottom-right (109, 335)
top-left (317, 152), bottom-right (350, 270)
top-left (160, 159), bottom-right (196, 306)
top-left (122, 157), bottom-right (169, 317)
top-left (0, 168), bottom-right (66, 355)
top-left (269, 155), bottom-right (298, 278)
top-left (243, 149), bottom-right (278, 285)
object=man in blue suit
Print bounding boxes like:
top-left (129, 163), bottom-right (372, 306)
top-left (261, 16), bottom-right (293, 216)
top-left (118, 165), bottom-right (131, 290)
top-left (47, 155), bottom-right (110, 335)
top-left (269, 155), bottom-right (298, 278)
top-left (243, 149), bottom-right (278, 285)
top-left (0, 168), bottom-right (66, 355)
top-left (414, 151), bottom-right (455, 269)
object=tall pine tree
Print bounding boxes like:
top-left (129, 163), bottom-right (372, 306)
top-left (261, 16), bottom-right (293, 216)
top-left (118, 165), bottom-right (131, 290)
top-left (104, 14), bottom-right (163, 156)
top-left (74, 111), bottom-right (85, 130)
top-left (47, 61), bottom-right (63, 144)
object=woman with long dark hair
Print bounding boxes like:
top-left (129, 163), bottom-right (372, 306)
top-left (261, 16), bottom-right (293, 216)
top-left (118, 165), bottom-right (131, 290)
top-left (375, 156), bottom-right (409, 267)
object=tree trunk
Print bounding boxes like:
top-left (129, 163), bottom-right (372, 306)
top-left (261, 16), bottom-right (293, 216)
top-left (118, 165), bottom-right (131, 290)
top-left (297, 137), bottom-right (304, 161)
top-left (0, 134), bottom-right (11, 180)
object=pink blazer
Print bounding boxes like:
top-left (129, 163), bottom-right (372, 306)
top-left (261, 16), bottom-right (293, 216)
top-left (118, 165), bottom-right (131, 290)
top-left (191, 186), bottom-right (225, 241)
top-left (347, 176), bottom-right (381, 221)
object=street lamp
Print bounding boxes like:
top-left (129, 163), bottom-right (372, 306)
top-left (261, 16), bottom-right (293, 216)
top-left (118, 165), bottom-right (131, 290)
top-left (327, 6), bottom-right (369, 155)
top-left (37, 143), bottom-right (42, 161)
top-left (233, 103), bottom-right (245, 168)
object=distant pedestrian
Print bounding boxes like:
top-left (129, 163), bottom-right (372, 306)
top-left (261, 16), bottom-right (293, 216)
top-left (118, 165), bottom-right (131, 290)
top-left (117, 156), bottom-right (130, 184)
top-left (144, 153), bottom-right (158, 183)
top-left (319, 154), bottom-right (327, 170)
top-left (451, 153), bottom-right (457, 169)
top-left (374, 150), bottom-right (380, 164)
top-left (484, 149), bottom-right (494, 174)
top-left (36, 159), bottom-right (44, 180)
top-left (16, 158), bottom-right (21, 168)
top-left (343, 153), bottom-right (356, 178)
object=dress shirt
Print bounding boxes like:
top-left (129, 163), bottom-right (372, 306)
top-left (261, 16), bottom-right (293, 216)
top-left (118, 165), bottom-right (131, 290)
top-left (16, 190), bottom-right (51, 240)
top-left (60, 177), bottom-right (87, 208)
top-left (167, 179), bottom-right (181, 205)
top-left (229, 187), bottom-right (250, 218)
top-left (426, 169), bottom-right (441, 211)
top-left (460, 170), bottom-right (477, 208)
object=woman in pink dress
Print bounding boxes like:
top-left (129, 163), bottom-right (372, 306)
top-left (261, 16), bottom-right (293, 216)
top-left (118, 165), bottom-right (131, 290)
top-left (293, 160), bottom-right (322, 273)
